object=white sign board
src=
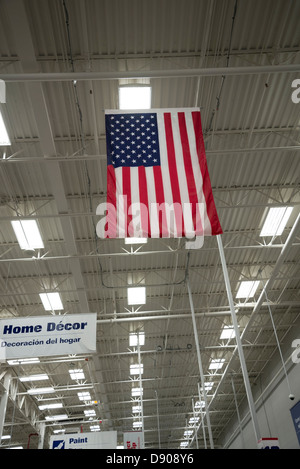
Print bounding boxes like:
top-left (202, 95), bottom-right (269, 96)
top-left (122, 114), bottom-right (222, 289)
top-left (123, 431), bottom-right (144, 449)
top-left (0, 313), bottom-right (97, 360)
top-left (50, 431), bottom-right (117, 449)
top-left (258, 437), bottom-right (280, 449)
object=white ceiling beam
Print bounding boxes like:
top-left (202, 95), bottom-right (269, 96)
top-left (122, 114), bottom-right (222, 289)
top-left (1, 63), bottom-right (300, 82)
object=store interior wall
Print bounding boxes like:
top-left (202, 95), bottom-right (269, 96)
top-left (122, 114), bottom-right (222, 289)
top-left (218, 318), bottom-right (300, 449)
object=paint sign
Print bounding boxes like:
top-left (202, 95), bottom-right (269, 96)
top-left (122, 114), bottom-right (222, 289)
top-left (50, 431), bottom-right (117, 449)
top-left (0, 313), bottom-right (97, 360)
top-left (123, 431), bottom-right (144, 449)
top-left (258, 437), bottom-right (280, 449)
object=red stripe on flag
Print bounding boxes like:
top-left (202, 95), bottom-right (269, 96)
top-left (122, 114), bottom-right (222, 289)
top-left (106, 165), bottom-right (117, 238)
top-left (178, 112), bottom-right (201, 234)
top-left (122, 166), bottom-right (132, 237)
top-left (192, 111), bottom-right (223, 235)
top-left (164, 113), bottom-right (185, 236)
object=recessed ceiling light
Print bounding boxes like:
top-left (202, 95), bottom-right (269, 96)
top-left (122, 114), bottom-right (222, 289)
top-left (119, 86), bottom-right (151, 110)
top-left (127, 287), bottom-right (146, 305)
top-left (260, 206), bottom-right (293, 237)
top-left (236, 280), bottom-right (260, 299)
top-left (11, 219), bottom-right (44, 250)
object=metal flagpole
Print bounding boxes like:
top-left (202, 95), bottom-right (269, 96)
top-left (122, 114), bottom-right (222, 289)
top-left (186, 266), bottom-right (214, 449)
top-left (216, 234), bottom-right (261, 446)
top-left (197, 382), bottom-right (207, 449)
top-left (137, 342), bottom-right (145, 448)
top-left (231, 375), bottom-right (245, 449)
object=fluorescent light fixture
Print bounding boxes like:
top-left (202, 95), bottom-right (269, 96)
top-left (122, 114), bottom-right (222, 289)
top-left (127, 287), bottom-right (146, 305)
top-left (84, 409), bottom-right (96, 417)
top-left (1, 435), bottom-right (11, 440)
top-left (131, 387), bottom-right (143, 397)
top-left (69, 369), bottom-right (85, 380)
top-left (11, 219), bottom-right (44, 250)
top-left (260, 207), bottom-right (293, 237)
top-left (125, 237), bottom-right (147, 244)
top-left (220, 326), bottom-right (236, 340)
top-left (180, 441), bottom-right (189, 448)
top-left (8, 358), bottom-right (40, 365)
top-left (39, 292), bottom-right (63, 311)
top-left (236, 280), bottom-right (260, 299)
top-left (45, 414), bottom-right (68, 421)
top-left (39, 403), bottom-right (63, 411)
top-left (90, 425), bottom-right (100, 432)
top-left (53, 429), bottom-right (65, 434)
top-left (0, 111), bottom-right (11, 146)
top-left (129, 332), bottom-right (145, 347)
top-left (119, 86), bottom-right (151, 110)
top-left (78, 392), bottom-right (91, 401)
top-left (130, 364), bottom-right (144, 375)
top-left (19, 374), bottom-right (49, 382)
top-left (209, 359), bottom-right (225, 370)
top-left (27, 387), bottom-right (55, 395)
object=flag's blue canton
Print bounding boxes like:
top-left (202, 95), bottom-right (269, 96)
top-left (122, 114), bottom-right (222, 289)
top-left (106, 113), bottom-right (161, 168)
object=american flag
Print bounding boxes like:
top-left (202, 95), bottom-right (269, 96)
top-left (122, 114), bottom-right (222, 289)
top-left (104, 108), bottom-right (222, 238)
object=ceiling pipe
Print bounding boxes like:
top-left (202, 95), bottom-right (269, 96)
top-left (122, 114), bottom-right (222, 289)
top-left (1, 64), bottom-right (300, 83)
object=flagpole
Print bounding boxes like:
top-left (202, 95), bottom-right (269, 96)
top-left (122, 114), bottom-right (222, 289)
top-left (216, 234), bottom-right (261, 447)
top-left (186, 266), bottom-right (214, 449)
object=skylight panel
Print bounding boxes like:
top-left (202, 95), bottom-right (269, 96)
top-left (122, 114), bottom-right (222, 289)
top-left (45, 414), bottom-right (68, 421)
top-left (260, 207), bottom-right (293, 237)
top-left (130, 363), bottom-right (144, 375)
top-left (129, 332), bottom-right (145, 347)
top-left (209, 359), bottom-right (225, 370)
top-left (127, 287), bottom-right (146, 305)
top-left (11, 219), bottom-right (44, 250)
top-left (132, 405), bottom-right (142, 413)
top-left (39, 403), bottom-right (63, 411)
top-left (69, 369), bottom-right (85, 380)
top-left (236, 280), bottom-right (260, 299)
top-left (19, 374), bottom-right (49, 382)
top-left (0, 111), bottom-right (11, 146)
top-left (77, 392), bottom-right (91, 401)
top-left (39, 292), bottom-right (63, 311)
top-left (220, 326), bottom-right (236, 340)
top-left (125, 237), bottom-right (147, 244)
top-left (131, 387), bottom-right (143, 397)
top-left (27, 387), bottom-right (55, 395)
top-left (119, 86), bottom-right (151, 110)
top-left (133, 421), bottom-right (142, 428)
top-left (90, 425), bottom-right (100, 432)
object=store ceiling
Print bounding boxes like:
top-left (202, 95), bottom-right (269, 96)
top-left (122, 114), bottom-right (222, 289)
top-left (0, 0), bottom-right (299, 449)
